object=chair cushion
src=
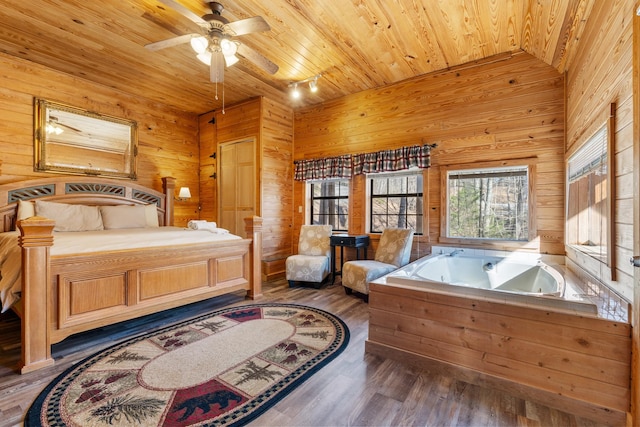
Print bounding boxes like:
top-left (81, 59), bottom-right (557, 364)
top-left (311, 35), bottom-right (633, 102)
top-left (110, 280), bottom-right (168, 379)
top-left (298, 225), bottom-right (332, 257)
top-left (374, 228), bottom-right (414, 267)
top-left (342, 260), bottom-right (398, 295)
top-left (286, 254), bottom-right (330, 283)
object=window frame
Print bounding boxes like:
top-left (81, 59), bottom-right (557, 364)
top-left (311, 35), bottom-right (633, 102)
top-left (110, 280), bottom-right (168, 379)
top-left (308, 179), bottom-right (350, 232)
top-left (366, 169), bottom-right (424, 235)
top-left (565, 106), bottom-right (616, 280)
top-left (440, 159), bottom-right (536, 249)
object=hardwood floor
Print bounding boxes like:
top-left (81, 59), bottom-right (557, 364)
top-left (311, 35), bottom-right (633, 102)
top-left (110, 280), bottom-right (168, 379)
top-left (0, 279), bottom-right (614, 426)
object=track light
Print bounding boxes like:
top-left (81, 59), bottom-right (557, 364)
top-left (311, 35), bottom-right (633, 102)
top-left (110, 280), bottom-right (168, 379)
top-left (288, 74), bottom-right (322, 100)
top-left (291, 83), bottom-right (300, 99)
top-left (309, 77), bottom-right (318, 93)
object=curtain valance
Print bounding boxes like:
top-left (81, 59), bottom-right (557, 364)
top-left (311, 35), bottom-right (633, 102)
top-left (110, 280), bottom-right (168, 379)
top-left (294, 144), bottom-right (436, 181)
top-left (293, 154), bottom-right (353, 181)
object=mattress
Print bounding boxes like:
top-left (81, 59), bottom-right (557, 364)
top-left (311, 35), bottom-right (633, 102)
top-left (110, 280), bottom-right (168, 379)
top-left (0, 227), bottom-right (242, 312)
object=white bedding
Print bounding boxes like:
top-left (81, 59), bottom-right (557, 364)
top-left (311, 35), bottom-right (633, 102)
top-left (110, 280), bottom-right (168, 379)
top-left (0, 227), bottom-right (242, 313)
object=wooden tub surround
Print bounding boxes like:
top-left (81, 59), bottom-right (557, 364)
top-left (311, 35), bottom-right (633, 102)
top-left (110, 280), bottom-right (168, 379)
top-left (0, 176), bottom-right (263, 374)
top-left (365, 282), bottom-right (631, 425)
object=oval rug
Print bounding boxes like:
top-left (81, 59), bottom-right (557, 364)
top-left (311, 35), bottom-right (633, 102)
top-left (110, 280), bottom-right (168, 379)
top-left (26, 303), bottom-right (350, 426)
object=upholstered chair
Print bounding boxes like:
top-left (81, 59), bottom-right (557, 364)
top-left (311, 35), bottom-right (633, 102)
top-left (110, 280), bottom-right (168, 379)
top-left (286, 224), bottom-right (333, 288)
top-left (342, 228), bottom-right (414, 301)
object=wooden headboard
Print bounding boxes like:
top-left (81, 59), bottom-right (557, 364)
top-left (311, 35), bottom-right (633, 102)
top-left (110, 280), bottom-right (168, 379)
top-left (0, 176), bottom-right (175, 232)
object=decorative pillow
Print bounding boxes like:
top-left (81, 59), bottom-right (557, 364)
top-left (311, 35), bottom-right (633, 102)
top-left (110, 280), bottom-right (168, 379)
top-left (100, 205), bottom-right (147, 229)
top-left (35, 200), bottom-right (104, 232)
top-left (17, 200), bottom-right (35, 220)
top-left (144, 203), bottom-right (160, 227)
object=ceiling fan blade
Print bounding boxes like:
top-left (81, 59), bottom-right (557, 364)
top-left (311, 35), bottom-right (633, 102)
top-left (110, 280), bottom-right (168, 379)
top-left (226, 16), bottom-right (270, 36)
top-left (237, 43), bottom-right (279, 75)
top-left (145, 33), bottom-right (196, 51)
top-left (210, 50), bottom-right (225, 83)
top-left (157, 0), bottom-right (208, 27)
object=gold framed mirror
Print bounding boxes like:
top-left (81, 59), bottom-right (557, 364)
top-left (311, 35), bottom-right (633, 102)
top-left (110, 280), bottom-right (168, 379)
top-left (34, 98), bottom-right (138, 180)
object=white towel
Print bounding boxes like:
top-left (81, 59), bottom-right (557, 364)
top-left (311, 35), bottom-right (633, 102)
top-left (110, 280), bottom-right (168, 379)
top-left (187, 220), bottom-right (229, 234)
top-left (187, 220), bottom-right (216, 230)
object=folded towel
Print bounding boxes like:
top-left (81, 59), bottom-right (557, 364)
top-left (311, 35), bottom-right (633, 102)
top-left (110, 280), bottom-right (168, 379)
top-left (208, 227), bottom-right (230, 235)
top-left (187, 220), bottom-right (217, 230)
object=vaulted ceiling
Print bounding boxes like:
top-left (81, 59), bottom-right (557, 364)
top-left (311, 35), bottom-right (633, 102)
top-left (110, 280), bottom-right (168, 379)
top-left (0, 0), bottom-right (590, 114)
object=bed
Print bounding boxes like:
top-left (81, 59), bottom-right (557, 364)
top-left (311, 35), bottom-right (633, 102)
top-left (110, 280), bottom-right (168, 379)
top-left (0, 176), bottom-right (262, 374)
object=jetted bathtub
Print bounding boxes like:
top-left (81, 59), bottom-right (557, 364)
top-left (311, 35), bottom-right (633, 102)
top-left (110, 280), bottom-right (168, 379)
top-left (372, 249), bottom-right (598, 315)
top-left (365, 248), bottom-right (628, 420)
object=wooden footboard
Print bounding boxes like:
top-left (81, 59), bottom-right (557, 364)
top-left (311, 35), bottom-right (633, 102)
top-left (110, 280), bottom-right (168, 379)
top-left (17, 215), bottom-right (263, 374)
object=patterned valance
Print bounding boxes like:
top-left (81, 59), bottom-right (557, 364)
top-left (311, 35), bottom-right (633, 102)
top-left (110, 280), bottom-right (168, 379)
top-left (293, 154), bottom-right (353, 181)
top-left (294, 144), bottom-right (435, 181)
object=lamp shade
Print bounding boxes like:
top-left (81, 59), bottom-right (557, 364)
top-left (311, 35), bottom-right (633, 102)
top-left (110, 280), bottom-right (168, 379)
top-left (190, 36), bottom-right (208, 54)
top-left (197, 51), bottom-right (212, 65)
top-left (178, 187), bottom-right (192, 199)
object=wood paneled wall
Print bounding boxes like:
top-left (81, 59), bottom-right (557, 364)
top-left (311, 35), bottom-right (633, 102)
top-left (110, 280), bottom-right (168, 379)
top-left (199, 97), bottom-right (293, 266)
top-left (0, 52), bottom-right (200, 226)
top-left (293, 51), bottom-right (565, 257)
top-left (565, 0), bottom-right (634, 301)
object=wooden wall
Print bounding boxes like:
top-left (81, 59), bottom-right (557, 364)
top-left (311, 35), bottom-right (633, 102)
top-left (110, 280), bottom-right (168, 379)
top-left (0, 52), bottom-right (200, 226)
top-left (564, 0), bottom-right (634, 301)
top-left (293, 51), bottom-right (565, 258)
top-left (199, 97), bottom-right (294, 272)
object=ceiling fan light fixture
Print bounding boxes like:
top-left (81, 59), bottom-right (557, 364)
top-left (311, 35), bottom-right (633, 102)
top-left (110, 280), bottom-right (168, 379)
top-left (197, 51), bottom-right (212, 65)
top-left (220, 38), bottom-right (238, 56)
top-left (190, 36), bottom-right (209, 54)
top-left (224, 54), bottom-right (239, 67)
top-left (46, 122), bottom-right (64, 135)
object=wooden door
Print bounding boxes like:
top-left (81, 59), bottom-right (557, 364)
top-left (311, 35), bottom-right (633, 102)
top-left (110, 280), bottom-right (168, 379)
top-left (219, 138), bottom-right (255, 235)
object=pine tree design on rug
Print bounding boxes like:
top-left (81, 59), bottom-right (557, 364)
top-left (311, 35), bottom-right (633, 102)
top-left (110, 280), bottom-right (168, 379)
top-left (105, 350), bottom-right (150, 364)
top-left (27, 303), bottom-right (350, 427)
top-left (235, 361), bottom-right (283, 385)
top-left (90, 394), bottom-right (165, 425)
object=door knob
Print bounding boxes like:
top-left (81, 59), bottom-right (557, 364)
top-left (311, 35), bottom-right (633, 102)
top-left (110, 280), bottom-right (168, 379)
top-left (631, 256), bottom-right (640, 267)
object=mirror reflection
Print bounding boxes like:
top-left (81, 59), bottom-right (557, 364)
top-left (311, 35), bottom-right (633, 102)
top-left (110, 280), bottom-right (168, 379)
top-left (34, 98), bottom-right (138, 179)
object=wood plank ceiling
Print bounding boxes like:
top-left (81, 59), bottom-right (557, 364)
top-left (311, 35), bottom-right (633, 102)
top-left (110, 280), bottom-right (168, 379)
top-left (0, 0), bottom-right (591, 114)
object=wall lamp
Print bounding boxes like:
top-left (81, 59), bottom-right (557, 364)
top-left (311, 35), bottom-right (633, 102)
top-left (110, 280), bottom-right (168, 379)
top-left (177, 186), bottom-right (192, 201)
top-left (288, 74), bottom-right (321, 99)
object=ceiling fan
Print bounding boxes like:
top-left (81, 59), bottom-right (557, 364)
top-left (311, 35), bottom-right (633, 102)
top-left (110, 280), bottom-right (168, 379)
top-left (146, 0), bottom-right (279, 83)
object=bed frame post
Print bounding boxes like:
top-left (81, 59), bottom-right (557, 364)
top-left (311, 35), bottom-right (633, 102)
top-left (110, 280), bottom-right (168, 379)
top-left (17, 216), bottom-right (56, 374)
top-left (163, 176), bottom-right (176, 226)
top-left (245, 216), bottom-right (263, 299)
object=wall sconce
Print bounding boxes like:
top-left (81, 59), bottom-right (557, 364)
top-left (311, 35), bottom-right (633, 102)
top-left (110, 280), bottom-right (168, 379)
top-left (177, 187), bottom-right (192, 201)
top-left (288, 74), bottom-right (322, 99)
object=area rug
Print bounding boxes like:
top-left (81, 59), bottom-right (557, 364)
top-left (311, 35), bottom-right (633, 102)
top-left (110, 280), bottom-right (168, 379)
top-left (26, 303), bottom-right (350, 426)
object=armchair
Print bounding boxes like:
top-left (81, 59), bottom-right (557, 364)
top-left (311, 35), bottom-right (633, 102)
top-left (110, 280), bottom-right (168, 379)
top-left (286, 225), bottom-right (333, 288)
top-left (342, 228), bottom-right (414, 301)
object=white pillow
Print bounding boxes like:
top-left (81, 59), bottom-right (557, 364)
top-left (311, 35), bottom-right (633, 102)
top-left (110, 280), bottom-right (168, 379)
top-left (35, 200), bottom-right (104, 232)
top-left (100, 205), bottom-right (147, 229)
top-left (17, 200), bottom-right (35, 220)
top-left (144, 204), bottom-right (159, 227)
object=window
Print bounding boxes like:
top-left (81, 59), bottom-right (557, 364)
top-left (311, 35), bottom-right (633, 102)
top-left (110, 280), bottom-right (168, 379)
top-left (566, 124), bottom-right (610, 263)
top-left (310, 180), bottom-right (349, 231)
top-left (369, 171), bottom-right (423, 234)
top-left (446, 166), bottom-right (529, 240)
